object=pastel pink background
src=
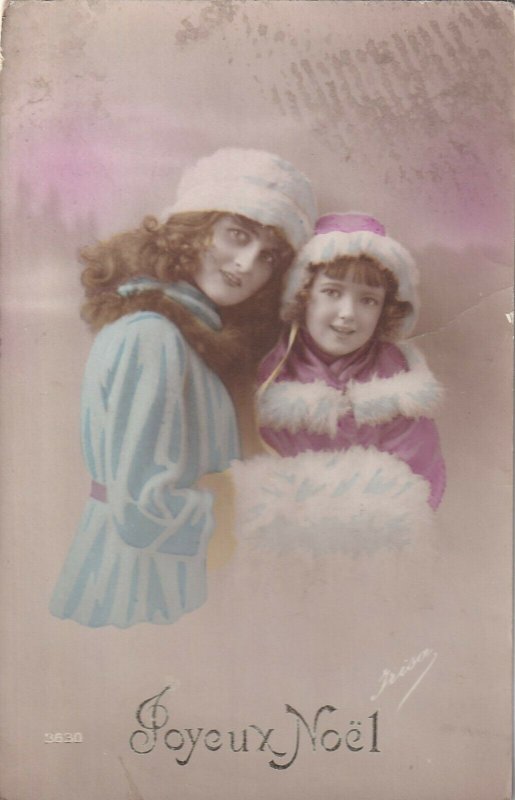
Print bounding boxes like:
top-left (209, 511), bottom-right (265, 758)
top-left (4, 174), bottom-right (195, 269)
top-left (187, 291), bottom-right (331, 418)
top-left (0, 2), bottom-right (512, 799)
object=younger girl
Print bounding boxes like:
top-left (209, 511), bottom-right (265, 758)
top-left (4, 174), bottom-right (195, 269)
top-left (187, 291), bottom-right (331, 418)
top-left (49, 147), bottom-right (316, 627)
top-left (233, 213), bottom-right (445, 553)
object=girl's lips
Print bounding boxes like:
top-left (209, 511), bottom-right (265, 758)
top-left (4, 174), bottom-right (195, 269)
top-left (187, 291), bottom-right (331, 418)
top-left (330, 325), bottom-right (356, 335)
top-left (221, 270), bottom-right (242, 288)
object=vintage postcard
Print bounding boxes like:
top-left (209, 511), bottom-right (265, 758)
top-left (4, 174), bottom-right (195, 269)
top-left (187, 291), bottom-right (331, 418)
top-left (0, 1), bottom-right (512, 798)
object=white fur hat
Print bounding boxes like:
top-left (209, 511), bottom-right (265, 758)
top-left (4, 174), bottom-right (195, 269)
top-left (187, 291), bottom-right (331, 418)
top-left (281, 212), bottom-right (420, 336)
top-left (160, 148), bottom-right (317, 251)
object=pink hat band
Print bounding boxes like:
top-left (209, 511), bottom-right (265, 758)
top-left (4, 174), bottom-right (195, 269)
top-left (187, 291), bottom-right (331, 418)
top-left (315, 213), bottom-right (386, 237)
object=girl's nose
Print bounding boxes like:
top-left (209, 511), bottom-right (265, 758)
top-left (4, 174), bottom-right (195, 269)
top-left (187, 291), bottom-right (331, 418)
top-left (337, 293), bottom-right (355, 319)
top-left (233, 242), bottom-right (261, 273)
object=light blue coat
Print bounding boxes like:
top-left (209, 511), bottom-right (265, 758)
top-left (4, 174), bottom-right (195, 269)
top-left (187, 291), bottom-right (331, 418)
top-left (50, 281), bottom-right (240, 627)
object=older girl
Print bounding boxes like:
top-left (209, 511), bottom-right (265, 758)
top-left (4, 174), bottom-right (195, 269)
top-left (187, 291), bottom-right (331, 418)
top-left (49, 148), bottom-right (316, 627)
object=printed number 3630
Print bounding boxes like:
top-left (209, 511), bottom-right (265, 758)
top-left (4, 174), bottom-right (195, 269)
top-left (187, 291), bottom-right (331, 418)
top-left (44, 732), bottom-right (83, 743)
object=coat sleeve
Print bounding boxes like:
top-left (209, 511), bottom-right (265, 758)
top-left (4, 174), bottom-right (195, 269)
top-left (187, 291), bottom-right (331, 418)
top-left (374, 415), bottom-right (446, 510)
top-left (102, 314), bottom-right (214, 555)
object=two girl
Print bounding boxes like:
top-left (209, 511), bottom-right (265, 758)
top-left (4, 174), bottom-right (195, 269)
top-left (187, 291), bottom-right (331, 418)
top-left (49, 148), bottom-right (317, 628)
top-left (50, 150), bottom-right (445, 627)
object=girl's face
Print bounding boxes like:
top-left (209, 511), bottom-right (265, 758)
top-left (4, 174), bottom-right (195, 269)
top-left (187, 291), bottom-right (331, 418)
top-left (305, 270), bottom-right (386, 357)
top-left (194, 215), bottom-right (284, 307)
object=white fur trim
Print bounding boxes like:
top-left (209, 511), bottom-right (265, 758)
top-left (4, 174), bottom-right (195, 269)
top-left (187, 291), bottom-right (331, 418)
top-left (257, 379), bottom-right (350, 437)
top-left (281, 230), bottom-right (420, 335)
top-left (257, 343), bottom-right (443, 434)
top-left (231, 447), bottom-right (432, 555)
top-left (347, 343), bottom-right (444, 425)
top-left (160, 148), bottom-right (317, 250)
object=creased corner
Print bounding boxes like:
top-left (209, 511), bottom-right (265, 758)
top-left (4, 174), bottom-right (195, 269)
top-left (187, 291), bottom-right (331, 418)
top-left (0, 0), bottom-right (11, 74)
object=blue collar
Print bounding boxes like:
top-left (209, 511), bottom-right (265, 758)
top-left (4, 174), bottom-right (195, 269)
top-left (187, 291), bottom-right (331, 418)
top-left (117, 278), bottom-right (222, 331)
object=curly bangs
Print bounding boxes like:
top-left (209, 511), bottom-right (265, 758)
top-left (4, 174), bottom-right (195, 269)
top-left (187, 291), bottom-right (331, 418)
top-left (284, 254), bottom-right (413, 340)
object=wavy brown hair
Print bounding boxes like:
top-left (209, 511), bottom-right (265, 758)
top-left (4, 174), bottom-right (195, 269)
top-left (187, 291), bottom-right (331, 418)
top-left (283, 254), bottom-right (412, 340)
top-left (79, 211), bottom-right (295, 365)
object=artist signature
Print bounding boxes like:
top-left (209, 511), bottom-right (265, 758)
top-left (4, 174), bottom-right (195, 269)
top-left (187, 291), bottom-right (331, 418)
top-left (370, 648), bottom-right (438, 711)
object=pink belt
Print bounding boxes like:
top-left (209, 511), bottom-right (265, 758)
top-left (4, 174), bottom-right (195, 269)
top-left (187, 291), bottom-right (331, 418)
top-left (90, 480), bottom-right (107, 503)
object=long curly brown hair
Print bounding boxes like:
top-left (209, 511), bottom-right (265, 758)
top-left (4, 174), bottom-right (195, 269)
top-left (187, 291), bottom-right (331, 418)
top-left (80, 211), bottom-right (295, 366)
top-left (283, 254), bottom-right (412, 340)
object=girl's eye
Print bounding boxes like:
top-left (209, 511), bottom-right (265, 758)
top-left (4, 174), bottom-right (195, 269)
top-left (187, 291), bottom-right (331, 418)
top-left (321, 288), bottom-right (340, 298)
top-left (361, 296), bottom-right (379, 306)
top-left (227, 228), bottom-right (250, 245)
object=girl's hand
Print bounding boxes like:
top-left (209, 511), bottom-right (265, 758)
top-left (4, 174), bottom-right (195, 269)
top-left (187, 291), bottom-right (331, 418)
top-left (197, 470), bottom-right (236, 570)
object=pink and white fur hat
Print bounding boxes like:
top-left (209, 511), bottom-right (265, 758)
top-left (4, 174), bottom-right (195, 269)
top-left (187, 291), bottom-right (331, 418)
top-left (281, 212), bottom-right (421, 337)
